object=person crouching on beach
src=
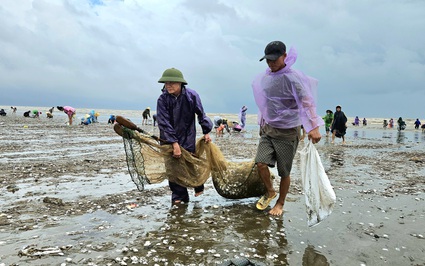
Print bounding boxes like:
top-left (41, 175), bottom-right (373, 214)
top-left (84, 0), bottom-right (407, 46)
top-left (32, 110), bottom-right (41, 118)
top-left (57, 106), bottom-right (76, 125)
top-left (108, 115), bottom-right (116, 124)
top-left (142, 107), bottom-right (151, 125)
top-left (252, 41), bottom-right (323, 216)
top-left (156, 68), bottom-right (213, 204)
top-left (389, 118), bottom-right (394, 128)
top-left (214, 116), bottom-right (231, 135)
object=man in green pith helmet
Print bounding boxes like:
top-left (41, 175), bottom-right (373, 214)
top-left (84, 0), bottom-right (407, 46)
top-left (156, 68), bottom-right (213, 204)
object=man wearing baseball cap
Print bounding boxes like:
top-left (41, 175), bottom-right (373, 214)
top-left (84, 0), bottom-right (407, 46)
top-left (252, 41), bottom-right (324, 216)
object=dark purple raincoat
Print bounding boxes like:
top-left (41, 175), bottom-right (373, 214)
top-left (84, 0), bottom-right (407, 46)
top-left (156, 87), bottom-right (212, 153)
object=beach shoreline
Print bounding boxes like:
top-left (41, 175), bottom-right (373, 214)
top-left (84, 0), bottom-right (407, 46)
top-left (2, 105), bottom-right (423, 131)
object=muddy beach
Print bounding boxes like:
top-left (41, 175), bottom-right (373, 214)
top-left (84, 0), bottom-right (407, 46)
top-left (0, 113), bottom-right (424, 266)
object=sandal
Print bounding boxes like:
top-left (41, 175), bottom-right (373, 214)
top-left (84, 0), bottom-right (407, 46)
top-left (256, 193), bottom-right (277, 210)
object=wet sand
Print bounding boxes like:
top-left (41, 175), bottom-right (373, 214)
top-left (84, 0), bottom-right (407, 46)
top-left (0, 114), bottom-right (424, 266)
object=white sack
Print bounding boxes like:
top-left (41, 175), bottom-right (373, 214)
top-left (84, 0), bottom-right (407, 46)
top-left (299, 140), bottom-right (336, 227)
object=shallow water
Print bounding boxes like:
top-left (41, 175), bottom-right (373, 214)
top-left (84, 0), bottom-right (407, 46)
top-left (347, 127), bottom-right (425, 144)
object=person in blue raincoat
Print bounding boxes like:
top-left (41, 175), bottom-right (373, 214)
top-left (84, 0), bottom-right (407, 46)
top-left (89, 110), bottom-right (99, 123)
top-left (156, 68), bottom-right (213, 204)
top-left (414, 118), bottom-right (421, 129)
top-left (108, 115), bottom-right (116, 124)
top-left (81, 114), bottom-right (92, 125)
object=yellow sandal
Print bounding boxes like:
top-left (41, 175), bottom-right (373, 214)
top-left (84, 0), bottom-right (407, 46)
top-left (256, 193), bottom-right (277, 210)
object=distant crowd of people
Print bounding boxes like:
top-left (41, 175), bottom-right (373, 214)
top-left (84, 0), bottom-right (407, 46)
top-left (317, 105), bottom-right (424, 145)
top-left (382, 117), bottom-right (423, 132)
top-left (3, 105), bottom-right (423, 136)
top-left (1, 106), bottom-right (119, 127)
top-left (139, 104), bottom-right (248, 137)
top-left (351, 116), bottom-right (367, 126)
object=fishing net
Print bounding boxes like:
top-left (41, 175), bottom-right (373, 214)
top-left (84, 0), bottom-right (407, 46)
top-left (120, 127), bottom-right (210, 190)
top-left (118, 126), bottom-right (267, 199)
top-left (196, 138), bottom-right (267, 199)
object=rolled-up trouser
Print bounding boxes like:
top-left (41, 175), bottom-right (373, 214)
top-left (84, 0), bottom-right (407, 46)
top-left (169, 181), bottom-right (204, 203)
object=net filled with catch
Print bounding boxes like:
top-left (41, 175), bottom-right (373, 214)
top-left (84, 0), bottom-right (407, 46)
top-left (114, 120), bottom-right (266, 199)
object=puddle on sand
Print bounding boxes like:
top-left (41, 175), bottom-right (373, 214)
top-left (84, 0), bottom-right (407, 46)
top-left (1, 173), bottom-right (140, 204)
top-left (0, 140), bottom-right (123, 163)
top-left (347, 127), bottom-right (425, 144)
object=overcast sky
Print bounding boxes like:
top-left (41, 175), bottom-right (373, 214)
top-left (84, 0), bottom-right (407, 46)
top-left (1, 0), bottom-right (424, 119)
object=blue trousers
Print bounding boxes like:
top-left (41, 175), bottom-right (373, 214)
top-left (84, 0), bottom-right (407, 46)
top-left (169, 181), bottom-right (204, 202)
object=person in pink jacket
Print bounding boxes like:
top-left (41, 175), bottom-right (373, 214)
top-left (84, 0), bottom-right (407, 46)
top-left (57, 106), bottom-right (76, 125)
top-left (252, 41), bottom-right (324, 216)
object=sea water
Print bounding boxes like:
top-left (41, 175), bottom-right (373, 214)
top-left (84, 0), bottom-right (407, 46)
top-left (3, 105), bottom-right (424, 144)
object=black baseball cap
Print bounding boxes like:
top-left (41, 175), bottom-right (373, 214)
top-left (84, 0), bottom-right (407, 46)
top-left (259, 41), bottom-right (286, 61)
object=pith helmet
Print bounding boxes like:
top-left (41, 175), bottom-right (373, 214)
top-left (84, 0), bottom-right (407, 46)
top-left (158, 68), bottom-right (187, 85)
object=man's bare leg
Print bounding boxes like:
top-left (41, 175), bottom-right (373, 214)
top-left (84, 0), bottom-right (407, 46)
top-left (257, 163), bottom-right (277, 199)
top-left (269, 175), bottom-right (290, 216)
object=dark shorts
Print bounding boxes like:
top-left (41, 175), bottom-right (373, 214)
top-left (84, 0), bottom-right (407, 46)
top-left (255, 135), bottom-right (299, 177)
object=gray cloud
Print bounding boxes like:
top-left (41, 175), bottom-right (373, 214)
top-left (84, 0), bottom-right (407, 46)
top-left (0, 0), bottom-right (424, 119)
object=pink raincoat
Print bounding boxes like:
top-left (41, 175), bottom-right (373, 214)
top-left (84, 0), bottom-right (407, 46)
top-left (252, 47), bottom-right (324, 133)
top-left (63, 106), bottom-right (76, 116)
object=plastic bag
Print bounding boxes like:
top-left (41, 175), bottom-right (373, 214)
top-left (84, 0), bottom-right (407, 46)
top-left (299, 140), bottom-right (336, 227)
